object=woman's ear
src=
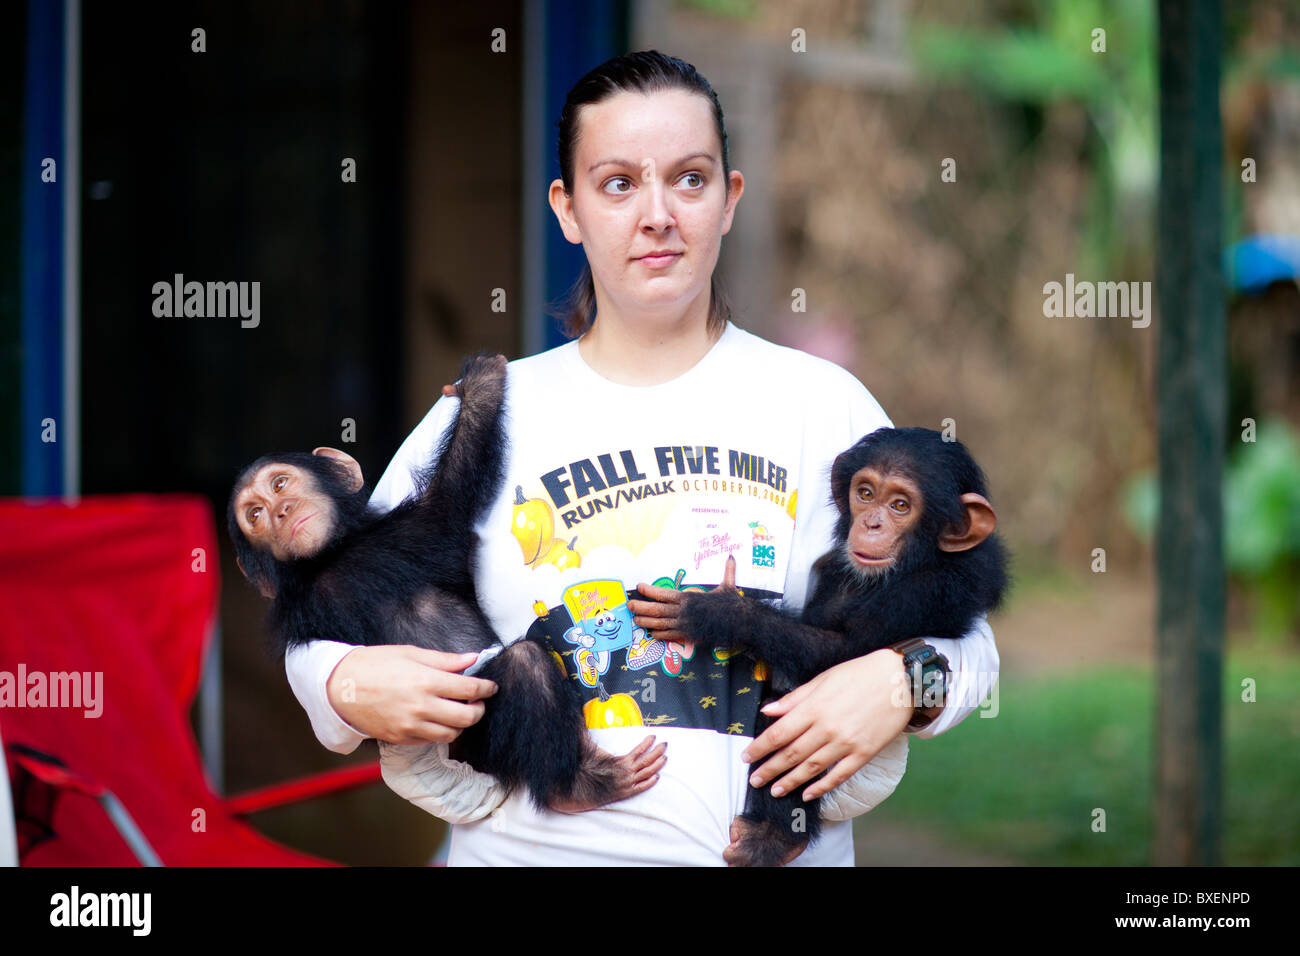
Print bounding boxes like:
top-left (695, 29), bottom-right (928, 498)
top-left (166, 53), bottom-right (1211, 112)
top-left (720, 169), bottom-right (745, 236)
top-left (937, 493), bottom-right (997, 552)
top-left (311, 447), bottom-right (364, 492)
top-left (548, 179), bottom-right (584, 245)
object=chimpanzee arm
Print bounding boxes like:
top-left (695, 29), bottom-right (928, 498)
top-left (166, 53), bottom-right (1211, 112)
top-left (678, 589), bottom-right (863, 687)
top-left (838, 567), bottom-right (987, 651)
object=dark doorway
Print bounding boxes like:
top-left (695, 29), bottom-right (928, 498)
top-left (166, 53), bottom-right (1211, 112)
top-left (80, 1), bottom-right (408, 502)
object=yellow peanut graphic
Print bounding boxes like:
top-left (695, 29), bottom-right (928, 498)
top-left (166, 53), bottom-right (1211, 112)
top-left (511, 485), bottom-right (554, 564)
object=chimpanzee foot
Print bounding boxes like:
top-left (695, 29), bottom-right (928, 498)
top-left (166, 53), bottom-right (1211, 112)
top-left (723, 814), bottom-right (809, 867)
top-left (549, 735), bottom-right (666, 813)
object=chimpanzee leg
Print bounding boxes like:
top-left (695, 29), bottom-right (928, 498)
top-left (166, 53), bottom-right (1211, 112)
top-left (729, 695), bottom-right (822, 867)
top-left (458, 638), bottom-right (636, 813)
top-left (457, 638), bottom-right (584, 811)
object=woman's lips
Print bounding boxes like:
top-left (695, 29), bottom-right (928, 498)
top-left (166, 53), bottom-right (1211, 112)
top-left (637, 252), bottom-right (681, 269)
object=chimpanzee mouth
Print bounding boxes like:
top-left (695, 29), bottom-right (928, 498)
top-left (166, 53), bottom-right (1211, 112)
top-left (851, 551), bottom-right (894, 566)
top-left (291, 513), bottom-right (317, 537)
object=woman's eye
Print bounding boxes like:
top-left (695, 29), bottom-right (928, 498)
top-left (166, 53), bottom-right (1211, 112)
top-left (677, 172), bottom-right (704, 189)
top-left (601, 176), bottom-right (634, 195)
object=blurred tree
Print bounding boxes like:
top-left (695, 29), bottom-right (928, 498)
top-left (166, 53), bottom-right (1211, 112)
top-left (910, 0), bottom-right (1156, 274)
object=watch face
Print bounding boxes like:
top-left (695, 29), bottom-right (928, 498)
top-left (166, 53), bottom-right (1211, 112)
top-left (919, 661), bottom-right (947, 708)
top-left (901, 644), bottom-right (950, 718)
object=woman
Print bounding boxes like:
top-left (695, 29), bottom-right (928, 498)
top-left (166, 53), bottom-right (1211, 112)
top-left (286, 51), bottom-right (998, 866)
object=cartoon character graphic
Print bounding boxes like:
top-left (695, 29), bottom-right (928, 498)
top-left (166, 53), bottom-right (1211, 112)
top-left (749, 520), bottom-right (776, 568)
top-left (561, 579), bottom-right (663, 686)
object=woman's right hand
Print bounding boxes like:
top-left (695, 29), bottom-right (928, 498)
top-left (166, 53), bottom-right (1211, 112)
top-left (325, 645), bottom-right (499, 744)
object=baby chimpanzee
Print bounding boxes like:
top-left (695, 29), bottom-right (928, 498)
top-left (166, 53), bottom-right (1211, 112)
top-left (631, 427), bottom-right (1007, 865)
top-left (229, 354), bottom-right (663, 813)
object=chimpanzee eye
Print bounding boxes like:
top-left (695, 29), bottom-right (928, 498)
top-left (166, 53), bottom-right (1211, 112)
top-left (272, 475), bottom-right (288, 492)
top-left (857, 485), bottom-right (872, 501)
top-left (247, 506), bottom-right (262, 525)
top-left (891, 499), bottom-right (909, 514)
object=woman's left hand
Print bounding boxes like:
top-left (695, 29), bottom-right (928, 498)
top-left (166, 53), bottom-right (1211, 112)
top-left (742, 648), bottom-right (913, 800)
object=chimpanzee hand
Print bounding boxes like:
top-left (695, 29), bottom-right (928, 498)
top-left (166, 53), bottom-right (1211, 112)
top-left (326, 644), bottom-right (500, 745)
top-left (549, 735), bottom-right (668, 813)
top-left (742, 649), bottom-right (912, 801)
top-left (630, 554), bottom-right (740, 642)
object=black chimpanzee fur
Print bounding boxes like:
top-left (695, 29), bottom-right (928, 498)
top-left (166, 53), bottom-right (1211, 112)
top-left (678, 427), bottom-right (1009, 865)
top-left (228, 354), bottom-right (629, 812)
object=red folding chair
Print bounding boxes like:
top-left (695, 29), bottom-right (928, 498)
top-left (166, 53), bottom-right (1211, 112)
top-left (0, 495), bottom-right (380, 865)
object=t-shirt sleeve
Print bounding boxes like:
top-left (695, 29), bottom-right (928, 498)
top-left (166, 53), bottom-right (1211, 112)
top-left (846, 375), bottom-right (894, 437)
top-left (819, 733), bottom-right (908, 822)
top-left (284, 641), bottom-right (369, 754)
top-left (909, 615), bottom-right (1000, 738)
top-left (370, 396), bottom-right (459, 511)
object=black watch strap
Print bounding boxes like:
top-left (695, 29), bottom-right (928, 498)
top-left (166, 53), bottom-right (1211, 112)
top-left (893, 638), bottom-right (951, 729)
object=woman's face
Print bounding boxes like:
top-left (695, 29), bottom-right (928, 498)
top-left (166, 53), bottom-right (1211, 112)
top-left (550, 88), bottom-right (744, 327)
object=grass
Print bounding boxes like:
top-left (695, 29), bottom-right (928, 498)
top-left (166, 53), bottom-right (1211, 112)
top-left (858, 650), bottom-right (1300, 865)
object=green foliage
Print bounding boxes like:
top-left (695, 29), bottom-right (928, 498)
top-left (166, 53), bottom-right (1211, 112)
top-left (1122, 422), bottom-right (1300, 639)
top-left (677, 0), bottom-right (756, 20)
top-left (860, 654), bottom-right (1300, 865)
top-left (910, 0), bottom-right (1156, 273)
top-left (1225, 424), bottom-right (1300, 572)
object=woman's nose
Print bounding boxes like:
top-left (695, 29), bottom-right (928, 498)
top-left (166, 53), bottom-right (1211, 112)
top-left (640, 178), bottom-right (675, 230)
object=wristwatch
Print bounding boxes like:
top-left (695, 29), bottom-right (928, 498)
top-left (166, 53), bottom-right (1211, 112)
top-left (892, 638), bottom-right (951, 730)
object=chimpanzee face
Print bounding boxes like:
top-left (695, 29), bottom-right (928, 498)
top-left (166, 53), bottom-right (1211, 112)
top-left (233, 463), bottom-right (341, 562)
top-left (843, 466), bottom-right (923, 578)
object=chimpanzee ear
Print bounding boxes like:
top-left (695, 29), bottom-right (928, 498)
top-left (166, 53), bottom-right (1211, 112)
top-left (938, 493), bottom-right (997, 552)
top-left (236, 556), bottom-right (277, 599)
top-left (312, 447), bottom-right (364, 492)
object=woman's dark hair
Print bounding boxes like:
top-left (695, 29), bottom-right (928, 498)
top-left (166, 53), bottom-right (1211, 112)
top-left (553, 50), bottom-right (734, 338)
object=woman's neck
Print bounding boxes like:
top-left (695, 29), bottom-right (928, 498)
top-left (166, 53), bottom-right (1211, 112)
top-left (577, 297), bottom-right (724, 386)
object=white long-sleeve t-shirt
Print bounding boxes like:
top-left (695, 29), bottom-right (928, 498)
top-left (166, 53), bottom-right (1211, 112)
top-left (285, 324), bottom-right (1000, 865)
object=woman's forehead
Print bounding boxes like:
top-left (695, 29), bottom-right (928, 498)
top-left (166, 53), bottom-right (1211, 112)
top-left (575, 89), bottom-right (720, 164)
